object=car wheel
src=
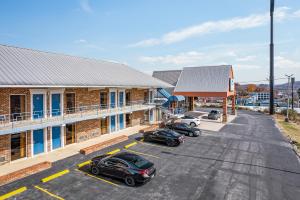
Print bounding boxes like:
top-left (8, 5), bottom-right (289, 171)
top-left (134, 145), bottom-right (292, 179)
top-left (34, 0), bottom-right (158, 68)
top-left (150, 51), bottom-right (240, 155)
top-left (189, 132), bottom-right (193, 137)
top-left (125, 176), bottom-right (136, 186)
top-left (166, 139), bottom-right (175, 147)
top-left (190, 122), bottom-right (196, 127)
top-left (91, 166), bottom-right (100, 175)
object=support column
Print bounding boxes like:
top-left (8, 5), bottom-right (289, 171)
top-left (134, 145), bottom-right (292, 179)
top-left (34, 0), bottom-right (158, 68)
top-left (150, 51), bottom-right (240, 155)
top-left (222, 97), bottom-right (228, 123)
top-left (231, 95), bottom-right (236, 115)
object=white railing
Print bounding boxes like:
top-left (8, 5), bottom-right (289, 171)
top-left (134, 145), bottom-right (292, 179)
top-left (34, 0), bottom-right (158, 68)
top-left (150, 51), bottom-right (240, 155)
top-left (0, 101), bottom-right (155, 134)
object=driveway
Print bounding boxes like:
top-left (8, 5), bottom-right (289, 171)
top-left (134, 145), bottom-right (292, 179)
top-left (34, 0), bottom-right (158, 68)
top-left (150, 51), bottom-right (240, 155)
top-left (0, 110), bottom-right (299, 200)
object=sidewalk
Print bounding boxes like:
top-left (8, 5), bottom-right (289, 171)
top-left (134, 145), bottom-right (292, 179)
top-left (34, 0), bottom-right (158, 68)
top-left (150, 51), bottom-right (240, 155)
top-left (0, 125), bottom-right (148, 176)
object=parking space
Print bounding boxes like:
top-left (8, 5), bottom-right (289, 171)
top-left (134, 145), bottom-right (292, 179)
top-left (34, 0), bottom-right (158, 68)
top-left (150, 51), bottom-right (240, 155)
top-left (1, 112), bottom-right (300, 200)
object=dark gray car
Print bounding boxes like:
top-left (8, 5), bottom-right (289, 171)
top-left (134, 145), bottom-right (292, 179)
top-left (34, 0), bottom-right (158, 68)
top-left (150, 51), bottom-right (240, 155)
top-left (208, 110), bottom-right (221, 120)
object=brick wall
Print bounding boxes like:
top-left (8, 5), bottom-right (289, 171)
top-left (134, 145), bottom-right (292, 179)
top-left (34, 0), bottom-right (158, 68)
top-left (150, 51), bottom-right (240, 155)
top-left (26, 130), bottom-right (32, 158)
top-left (76, 119), bottom-right (101, 143)
top-left (132, 110), bottom-right (144, 126)
top-left (64, 88), bottom-right (100, 111)
top-left (0, 135), bottom-right (10, 165)
top-left (0, 88), bottom-right (31, 116)
top-left (130, 88), bottom-right (147, 102)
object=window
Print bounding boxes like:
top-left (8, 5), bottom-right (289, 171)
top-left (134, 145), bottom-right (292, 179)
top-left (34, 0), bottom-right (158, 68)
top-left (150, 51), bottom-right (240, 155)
top-left (66, 93), bottom-right (75, 114)
top-left (10, 95), bottom-right (26, 121)
top-left (100, 92), bottom-right (108, 109)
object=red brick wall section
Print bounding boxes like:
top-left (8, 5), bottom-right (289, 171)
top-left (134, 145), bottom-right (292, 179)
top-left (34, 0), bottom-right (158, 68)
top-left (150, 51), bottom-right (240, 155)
top-left (0, 161), bottom-right (52, 186)
top-left (76, 119), bottom-right (101, 143)
top-left (47, 128), bottom-right (51, 152)
top-left (0, 135), bottom-right (10, 165)
top-left (132, 111), bottom-right (144, 126)
top-left (0, 88), bottom-right (31, 117)
top-left (130, 89), bottom-right (146, 102)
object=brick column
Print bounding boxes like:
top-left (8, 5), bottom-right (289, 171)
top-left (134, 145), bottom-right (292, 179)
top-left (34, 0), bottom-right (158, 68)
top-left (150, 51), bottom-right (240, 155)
top-left (231, 95), bottom-right (236, 115)
top-left (222, 97), bottom-right (228, 123)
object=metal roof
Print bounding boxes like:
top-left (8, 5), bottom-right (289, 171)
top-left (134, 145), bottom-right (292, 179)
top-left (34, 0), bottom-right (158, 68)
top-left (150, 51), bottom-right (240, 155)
top-left (0, 44), bottom-right (172, 88)
top-left (152, 70), bottom-right (182, 86)
top-left (174, 65), bottom-right (233, 93)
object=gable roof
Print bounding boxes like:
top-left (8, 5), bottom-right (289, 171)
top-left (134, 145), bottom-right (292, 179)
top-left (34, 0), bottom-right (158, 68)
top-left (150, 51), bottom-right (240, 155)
top-left (0, 44), bottom-right (172, 88)
top-left (174, 65), bottom-right (233, 93)
top-left (152, 70), bottom-right (182, 86)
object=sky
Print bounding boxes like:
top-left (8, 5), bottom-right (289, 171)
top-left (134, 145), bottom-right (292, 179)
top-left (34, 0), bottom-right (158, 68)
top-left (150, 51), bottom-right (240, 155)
top-left (0, 0), bottom-right (299, 84)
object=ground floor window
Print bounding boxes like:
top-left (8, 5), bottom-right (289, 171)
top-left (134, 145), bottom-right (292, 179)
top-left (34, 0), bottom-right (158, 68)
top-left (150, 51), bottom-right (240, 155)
top-left (150, 109), bottom-right (154, 122)
top-left (11, 132), bottom-right (26, 161)
top-left (66, 124), bottom-right (75, 145)
top-left (101, 117), bottom-right (108, 134)
top-left (33, 129), bottom-right (45, 155)
top-left (126, 113), bottom-right (132, 127)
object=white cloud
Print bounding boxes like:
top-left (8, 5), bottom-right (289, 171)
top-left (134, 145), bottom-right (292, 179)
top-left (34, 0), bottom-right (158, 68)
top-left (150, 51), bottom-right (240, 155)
top-left (130, 7), bottom-right (298, 47)
top-left (275, 56), bottom-right (300, 69)
top-left (74, 39), bottom-right (87, 44)
top-left (80, 0), bottom-right (93, 13)
top-left (236, 55), bottom-right (256, 62)
top-left (139, 51), bottom-right (205, 65)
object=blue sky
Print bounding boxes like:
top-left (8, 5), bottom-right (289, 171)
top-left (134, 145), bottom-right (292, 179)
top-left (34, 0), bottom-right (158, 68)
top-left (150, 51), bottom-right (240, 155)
top-left (0, 0), bottom-right (299, 84)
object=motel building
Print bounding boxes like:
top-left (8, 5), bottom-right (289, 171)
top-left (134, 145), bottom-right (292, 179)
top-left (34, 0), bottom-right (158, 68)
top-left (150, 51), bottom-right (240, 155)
top-left (0, 44), bottom-right (171, 164)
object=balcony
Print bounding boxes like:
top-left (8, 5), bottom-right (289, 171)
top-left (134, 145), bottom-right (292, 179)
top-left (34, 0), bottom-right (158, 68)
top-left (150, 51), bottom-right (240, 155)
top-left (0, 101), bottom-right (155, 135)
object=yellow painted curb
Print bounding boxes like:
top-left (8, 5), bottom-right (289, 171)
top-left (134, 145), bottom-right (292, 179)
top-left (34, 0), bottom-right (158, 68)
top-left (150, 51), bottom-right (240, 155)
top-left (124, 142), bottom-right (137, 149)
top-left (77, 160), bottom-right (91, 168)
top-left (41, 169), bottom-right (70, 183)
top-left (34, 186), bottom-right (64, 200)
top-left (106, 148), bottom-right (121, 155)
top-left (0, 187), bottom-right (27, 200)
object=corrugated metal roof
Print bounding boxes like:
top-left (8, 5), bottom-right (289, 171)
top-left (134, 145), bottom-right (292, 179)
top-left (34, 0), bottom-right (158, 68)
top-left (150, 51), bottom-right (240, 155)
top-left (152, 70), bottom-right (182, 86)
top-left (0, 44), bottom-right (172, 88)
top-left (174, 65), bottom-right (232, 92)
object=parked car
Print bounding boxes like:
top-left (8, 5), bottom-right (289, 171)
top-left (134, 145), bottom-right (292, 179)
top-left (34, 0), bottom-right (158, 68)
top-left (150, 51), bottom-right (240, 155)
top-left (208, 110), bottom-right (221, 120)
top-left (143, 129), bottom-right (184, 146)
top-left (166, 122), bottom-right (201, 137)
top-left (90, 152), bottom-right (156, 186)
top-left (180, 115), bottom-right (200, 127)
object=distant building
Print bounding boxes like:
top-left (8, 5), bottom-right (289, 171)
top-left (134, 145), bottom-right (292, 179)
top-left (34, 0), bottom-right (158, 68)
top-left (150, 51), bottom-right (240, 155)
top-left (250, 92), bottom-right (270, 101)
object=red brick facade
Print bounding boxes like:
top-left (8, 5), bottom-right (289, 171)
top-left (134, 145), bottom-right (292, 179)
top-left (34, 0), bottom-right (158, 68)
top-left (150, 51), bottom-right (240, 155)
top-left (0, 87), bottom-right (157, 164)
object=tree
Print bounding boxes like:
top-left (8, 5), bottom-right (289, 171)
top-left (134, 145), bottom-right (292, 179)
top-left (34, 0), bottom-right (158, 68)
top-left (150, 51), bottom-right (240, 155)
top-left (247, 84), bottom-right (257, 93)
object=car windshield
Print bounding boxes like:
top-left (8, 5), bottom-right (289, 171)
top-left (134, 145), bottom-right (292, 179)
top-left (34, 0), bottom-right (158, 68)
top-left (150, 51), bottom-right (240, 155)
top-left (177, 123), bottom-right (190, 128)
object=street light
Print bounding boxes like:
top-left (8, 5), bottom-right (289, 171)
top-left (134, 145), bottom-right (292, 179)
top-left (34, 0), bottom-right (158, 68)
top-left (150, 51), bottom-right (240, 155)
top-left (269, 0), bottom-right (275, 115)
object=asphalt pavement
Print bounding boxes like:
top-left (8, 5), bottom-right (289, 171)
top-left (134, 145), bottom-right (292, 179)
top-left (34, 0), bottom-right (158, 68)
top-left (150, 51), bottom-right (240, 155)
top-left (0, 110), bottom-right (299, 200)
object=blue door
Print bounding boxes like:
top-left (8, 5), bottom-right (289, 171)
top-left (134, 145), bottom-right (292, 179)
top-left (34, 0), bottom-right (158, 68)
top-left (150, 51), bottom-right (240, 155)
top-left (33, 94), bottom-right (44, 119)
top-left (51, 94), bottom-right (61, 116)
top-left (119, 114), bottom-right (124, 129)
top-left (52, 126), bottom-right (61, 150)
top-left (110, 92), bottom-right (116, 108)
top-left (110, 115), bottom-right (116, 132)
top-left (33, 129), bottom-right (44, 155)
top-left (119, 92), bottom-right (124, 107)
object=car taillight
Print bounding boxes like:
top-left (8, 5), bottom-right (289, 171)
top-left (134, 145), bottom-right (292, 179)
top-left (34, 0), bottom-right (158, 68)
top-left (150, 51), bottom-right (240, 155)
top-left (139, 169), bottom-right (149, 175)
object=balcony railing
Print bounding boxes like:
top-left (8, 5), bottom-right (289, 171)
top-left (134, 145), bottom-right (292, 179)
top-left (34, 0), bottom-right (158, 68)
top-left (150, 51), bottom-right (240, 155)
top-left (0, 101), bottom-right (155, 135)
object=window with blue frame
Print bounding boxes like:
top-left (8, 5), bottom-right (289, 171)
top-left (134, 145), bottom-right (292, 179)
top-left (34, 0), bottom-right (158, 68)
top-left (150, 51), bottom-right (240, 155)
top-left (33, 129), bottom-right (44, 155)
top-left (110, 115), bottom-right (116, 132)
top-left (119, 114), bottom-right (124, 129)
top-left (52, 126), bottom-right (61, 150)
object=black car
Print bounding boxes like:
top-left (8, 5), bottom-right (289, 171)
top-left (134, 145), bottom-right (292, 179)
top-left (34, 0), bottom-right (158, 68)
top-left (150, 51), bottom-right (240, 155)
top-left (166, 122), bottom-right (201, 137)
top-left (143, 129), bottom-right (184, 146)
top-left (208, 110), bottom-right (221, 120)
top-left (90, 152), bottom-right (156, 186)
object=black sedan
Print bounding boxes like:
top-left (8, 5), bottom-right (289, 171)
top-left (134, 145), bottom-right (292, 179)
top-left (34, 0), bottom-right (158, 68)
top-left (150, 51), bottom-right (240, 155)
top-left (166, 122), bottom-right (201, 137)
top-left (90, 152), bottom-right (156, 186)
top-left (143, 129), bottom-right (184, 146)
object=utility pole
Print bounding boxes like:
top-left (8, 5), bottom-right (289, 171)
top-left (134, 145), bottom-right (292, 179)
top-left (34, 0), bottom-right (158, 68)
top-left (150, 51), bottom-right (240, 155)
top-left (285, 74), bottom-right (293, 122)
top-left (291, 77), bottom-right (295, 110)
top-left (269, 0), bottom-right (275, 115)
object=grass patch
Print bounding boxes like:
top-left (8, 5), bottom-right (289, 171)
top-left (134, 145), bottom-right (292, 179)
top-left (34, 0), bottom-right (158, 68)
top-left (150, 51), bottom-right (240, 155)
top-left (275, 115), bottom-right (300, 153)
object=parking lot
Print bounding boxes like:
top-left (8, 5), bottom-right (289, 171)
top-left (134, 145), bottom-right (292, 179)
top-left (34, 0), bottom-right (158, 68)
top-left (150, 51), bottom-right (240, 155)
top-left (1, 111), bottom-right (300, 200)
